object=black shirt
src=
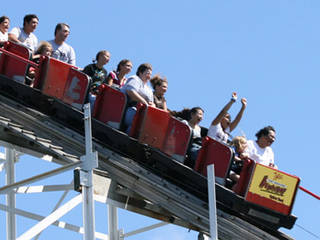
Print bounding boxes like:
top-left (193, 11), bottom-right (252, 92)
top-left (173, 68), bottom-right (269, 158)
top-left (83, 63), bottom-right (108, 92)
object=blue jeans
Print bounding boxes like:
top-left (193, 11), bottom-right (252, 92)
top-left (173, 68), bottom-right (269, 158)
top-left (88, 94), bottom-right (96, 111)
top-left (186, 143), bottom-right (201, 168)
top-left (124, 106), bottom-right (137, 134)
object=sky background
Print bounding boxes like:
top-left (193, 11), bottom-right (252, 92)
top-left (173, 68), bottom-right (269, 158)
top-left (1, 1), bottom-right (320, 239)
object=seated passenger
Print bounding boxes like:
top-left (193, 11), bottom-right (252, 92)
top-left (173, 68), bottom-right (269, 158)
top-left (107, 59), bottom-right (133, 87)
top-left (32, 41), bottom-right (53, 63)
top-left (8, 14), bottom-right (39, 52)
top-left (48, 23), bottom-right (76, 65)
top-left (26, 41), bottom-right (53, 86)
top-left (121, 63), bottom-right (154, 133)
top-left (82, 50), bottom-right (111, 110)
top-left (150, 75), bottom-right (168, 111)
top-left (245, 126), bottom-right (277, 168)
top-left (169, 108), bottom-right (191, 120)
top-left (180, 107), bottom-right (204, 168)
top-left (182, 107), bottom-right (203, 139)
top-left (208, 92), bottom-right (247, 143)
top-left (0, 16), bottom-right (10, 47)
top-left (229, 136), bottom-right (249, 184)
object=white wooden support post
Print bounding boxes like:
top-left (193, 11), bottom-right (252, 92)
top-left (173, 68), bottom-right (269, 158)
top-left (5, 147), bottom-right (16, 240)
top-left (118, 229), bottom-right (124, 240)
top-left (108, 205), bottom-right (119, 240)
top-left (207, 164), bottom-right (218, 240)
top-left (81, 103), bottom-right (98, 240)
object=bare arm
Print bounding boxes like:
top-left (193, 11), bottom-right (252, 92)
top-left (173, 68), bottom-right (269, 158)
top-left (229, 98), bottom-right (247, 132)
top-left (211, 92), bottom-right (237, 126)
top-left (106, 75), bottom-right (113, 86)
top-left (234, 155), bottom-right (242, 162)
top-left (162, 100), bottom-right (168, 112)
top-left (8, 33), bottom-right (20, 43)
top-left (127, 89), bottom-right (148, 105)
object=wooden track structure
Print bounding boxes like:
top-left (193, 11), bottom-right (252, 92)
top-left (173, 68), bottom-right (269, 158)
top-left (0, 72), bottom-right (297, 240)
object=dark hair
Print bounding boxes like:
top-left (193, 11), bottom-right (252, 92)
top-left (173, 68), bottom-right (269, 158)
top-left (54, 23), bottom-right (70, 36)
top-left (150, 74), bottom-right (167, 89)
top-left (191, 107), bottom-right (204, 114)
top-left (95, 50), bottom-right (109, 61)
top-left (170, 107), bottom-right (204, 121)
top-left (116, 59), bottom-right (131, 72)
top-left (255, 126), bottom-right (275, 139)
top-left (0, 16), bottom-right (9, 24)
top-left (23, 14), bottom-right (38, 27)
top-left (136, 63), bottom-right (152, 76)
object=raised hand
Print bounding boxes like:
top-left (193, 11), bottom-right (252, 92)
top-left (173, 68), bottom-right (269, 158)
top-left (231, 92), bottom-right (237, 101)
top-left (241, 98), bottom-right (247, 107)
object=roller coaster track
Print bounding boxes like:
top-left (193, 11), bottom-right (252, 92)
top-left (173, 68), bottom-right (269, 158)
top-left (0, 75), bottom-right (293, 240)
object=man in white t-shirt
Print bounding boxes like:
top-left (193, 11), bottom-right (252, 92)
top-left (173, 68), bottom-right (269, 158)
top-left (246, 126), bottom-right (276, 168)
top-left (9, 14), bottom-right (39, 52)
top-left (48, 23), bottom-right (76, 66)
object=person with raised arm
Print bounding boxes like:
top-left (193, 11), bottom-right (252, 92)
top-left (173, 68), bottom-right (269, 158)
top-left (0, 16), bottom-right (10, 46)
top-left (208, 92), bottom-right (247, 143)
top-left (48, 23), bottom-right (76, 65)
top-left (8, 14), bottom-right (38, 52)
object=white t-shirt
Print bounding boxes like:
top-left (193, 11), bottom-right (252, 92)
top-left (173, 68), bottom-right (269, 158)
top-left (207, 123), bottom-right (230, 143)
top-left (121, 75), bottom-right (153, 104)
top-left (10, 27), bottom-right (38, 51)
top-left (182, 120), bottom-right (201, 139)
top-left (245, 140), bottom-right (274, 167)
top-left (0, 31), bottom-right (8, 42)
top-left (48, 40), bottom-right (76, 66)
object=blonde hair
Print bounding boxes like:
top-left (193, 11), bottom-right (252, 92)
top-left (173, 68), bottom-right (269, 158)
top-left (35, 41), bottom-right (52, 56)
top-left (231, 136), bottom-right (247, 151)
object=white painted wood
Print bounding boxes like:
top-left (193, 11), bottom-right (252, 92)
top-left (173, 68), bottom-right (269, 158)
top-left (5, 147), bottom-right (16, 240)
top-left (16, 195), bottom-right (82, 240)
top-left (82, 103), bottom-right (97, 240)
top-left (207, 164), bottom-right (218, 240)
top-left (122, 222), bottom-right (169, 238)
top-left (0, 203), bottom-right (108, 240)
top-left (15, 184), bottom-right (73, 193)
top-left (108, 205), bottom-right (119, 240)
top-left (0, 162), bottom-right (6, 172)
top-left (0, 162), bottom-right (80, 194)
top-left (34, 184), bottom-right (72, 240)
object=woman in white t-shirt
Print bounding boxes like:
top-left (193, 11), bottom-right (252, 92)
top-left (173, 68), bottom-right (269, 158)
top-left (0, 16), bottom-right (10, 46)
top-left (182, 107), bottom-right (204, 168)
top-left (245, 126), bottom-right (276, 168)
top-left (183, 107), bottom-right (203, 139)
top-left (208, 92), bottom-right (247, 143)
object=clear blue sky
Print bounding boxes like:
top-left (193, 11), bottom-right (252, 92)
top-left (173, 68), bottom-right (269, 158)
top-left (1, 1), bottom-right (320, 239)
